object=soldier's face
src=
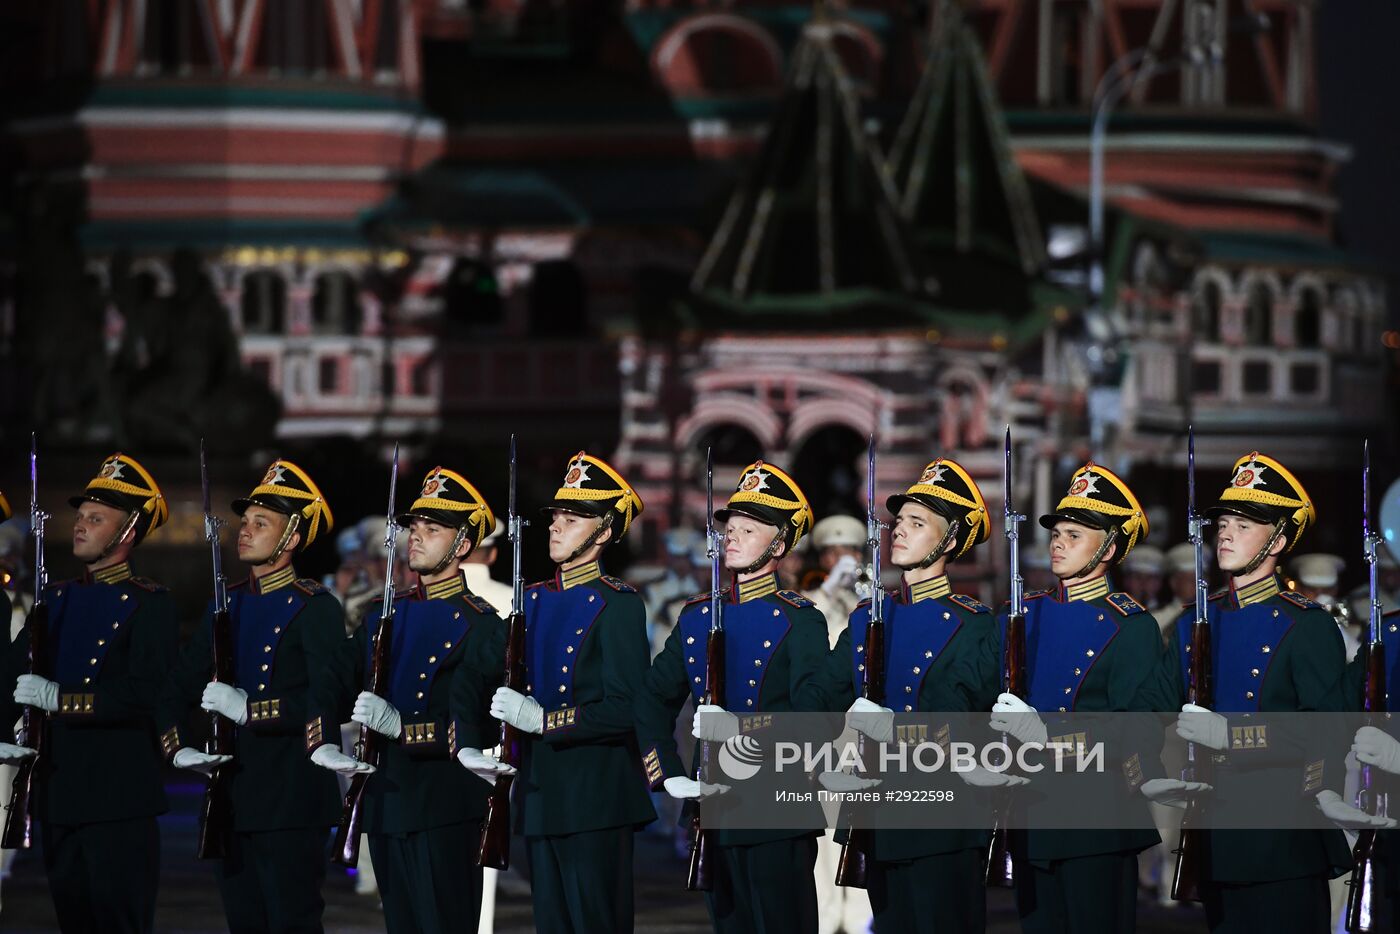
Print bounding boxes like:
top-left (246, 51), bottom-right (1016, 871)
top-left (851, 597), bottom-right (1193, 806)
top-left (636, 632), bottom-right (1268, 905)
top-left (547, 509), bottom-right (609, 564)
top-left (1048, 521), bottom-right (1108, 578)
top-left (723, 515), bottom-right (784, 571)
top-left (890, 503), bottom-right (946, 568)
top-left (72, 501), bottom-right (130, 561)
top-left (237, 505), bottom-right (293, 564)
top-left (1214, 514), bottom-right (1280, 572)
top-left (406, 518), bottom-right (465, 573)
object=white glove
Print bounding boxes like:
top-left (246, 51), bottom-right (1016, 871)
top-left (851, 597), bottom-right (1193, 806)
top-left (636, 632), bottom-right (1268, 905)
top-left (822, 555), bottom-right (861, 595)
top-left (172, 747), bottom-right (233, 776)
top-left (846, 697), bottom-right (894, 744)
top-left (490, 686), bottom-right (543, 735)
top-left (200, 682), bottom-right (249, 725)
top-left (957, 765), bottom-right (1031, 788)
top-left (14, 674), bottom-right (58, 713)
top-left (0, 742), bottom-right (37, 765)
top-left (989, 693), bottom-right (1047, 746)
top-left (663, 775), bottom-right (730, 800)
top-left (1175, 703), bottom-right (1228, 751)
top-left (817, 770), bottom-right (882, 792)
top-left (456, 748), bottom-right (517, 785)
top-left (1316, 789), bottom-right (1396, 830)
top-left (309, 743), bottom-right (376, 775)
top-left (351, 691), bottom-right (402, 739)
top-left (1139, 777), bottom-right (1213, 808)
top-left (692, 704), bottom-right (740, 742)
top-left (1353, 726), bottom-right (1400, 776)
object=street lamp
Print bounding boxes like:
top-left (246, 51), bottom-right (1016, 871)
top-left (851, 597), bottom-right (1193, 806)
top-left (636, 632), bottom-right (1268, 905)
top-left (1088, 47), bottom-right (1207, 308)
top-left (1087, 10), bottom-right (1272, 309)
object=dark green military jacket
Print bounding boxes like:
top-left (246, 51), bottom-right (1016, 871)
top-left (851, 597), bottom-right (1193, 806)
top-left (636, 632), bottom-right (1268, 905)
top-left (635, 571), bottom-right (837, 847)
top-left (0, 561), bottom-right (176, 825)
top-left (971, 575), bottom-right (1164, 865)
top-left (512, 561), bottom-right (656, 837)
top-left (1149, 574), bottom-right (1351, 884)
top-left (313, 575), bottom-right (502, 834)
top-left (823, 576), bottom-right (998, 862)
top-left (157, 564), bottom-right (344, 832)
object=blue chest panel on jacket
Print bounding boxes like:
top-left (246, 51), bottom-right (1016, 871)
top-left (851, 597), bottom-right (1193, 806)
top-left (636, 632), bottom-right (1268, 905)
top-left (677, 597), bottom-right (792, 710)
top-left (848, 595), bottom-right (962, 711)
top-left (1014, 598), bottom-right (1118, 712)
top-left (365, 596), bottom-right (471, 718)
top-left (228, 587), bottom-right (307, 695)
top-left (1177, 599), bottom-right (1294, 713)
top-left (47, 581), bottom-right (140, 684)
top-left (524, 585), bottom-right (604, 710)
top-left (1384, 624), bottom-right (1400, 713)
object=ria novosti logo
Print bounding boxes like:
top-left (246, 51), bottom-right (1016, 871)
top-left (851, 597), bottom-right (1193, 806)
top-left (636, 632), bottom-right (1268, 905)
top-left (717, 735), bottom-right (764, 781)
top-left (715, 736), bottom-right (1107, 782)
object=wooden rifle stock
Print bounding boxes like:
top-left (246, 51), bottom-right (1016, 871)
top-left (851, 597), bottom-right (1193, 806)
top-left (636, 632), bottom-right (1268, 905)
top-left (985, 608), bottom-right (1025, 887)
top-left (686, 627), bottom-right (726, 892)
top-left (479, 607), bottom-right (527, 869)
top-left (195, 606), bottom-right (236, 859)
top-left (1345, 639), bottom-right (1387, 932)
top-left (1170, 617), bottom-right (1213, 902)
top-left (2, 602), bottom-right (49, 849)
top-left (835, 610), bottom-right (885, 888)
top-left (332, 610), bottom-right (394, 866)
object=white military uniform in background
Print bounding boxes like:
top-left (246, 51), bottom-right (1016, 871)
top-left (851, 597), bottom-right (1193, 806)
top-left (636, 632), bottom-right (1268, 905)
top-left (802, 515), bottom-right (871, 934)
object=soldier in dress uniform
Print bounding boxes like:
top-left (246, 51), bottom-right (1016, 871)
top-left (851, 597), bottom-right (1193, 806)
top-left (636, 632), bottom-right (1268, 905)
top-left (0, 453), bottom-right (176, 934)
top-left (1149, 451), bottom-right (1383, 933)
top-left (636, 460), bottom-right (834, 934)
top-left (158, 459), bottom-right (344, 933)
top-left (308, 466), bottom-right (505, 934)
top-left (824, 457), bottom-right (1009, 932)
top-left (977, 462), bottom-right (1165, 934)
top-left (487, 451), bottom-right (655, 934)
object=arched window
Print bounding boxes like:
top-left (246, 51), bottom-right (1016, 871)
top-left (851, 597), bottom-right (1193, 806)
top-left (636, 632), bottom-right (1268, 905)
top-left (1243, 282), bottom-right (1273, 345)
top-left (311, 271), bottom-right (362, 335)
top-left (241, 270), bottom-right (286, 334)
top-left (693, 423), bottom-right (764, 471)
top-left (790, 425), bottom-right (867, 520)
top-left (1192, 280), bottom-right (1221, 342)
top-left (1294, 288), bottom-right (1321, 348)
top-left (652, 16), bottom-right (783, 96)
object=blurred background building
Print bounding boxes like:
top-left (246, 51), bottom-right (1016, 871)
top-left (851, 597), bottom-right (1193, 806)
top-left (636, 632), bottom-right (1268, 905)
top-left (0, 0), bottom-right (1396, 598)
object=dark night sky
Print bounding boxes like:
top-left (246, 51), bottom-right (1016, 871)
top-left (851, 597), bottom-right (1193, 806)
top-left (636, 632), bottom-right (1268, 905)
top-left (1316, 3), bottom-right (1400, 323)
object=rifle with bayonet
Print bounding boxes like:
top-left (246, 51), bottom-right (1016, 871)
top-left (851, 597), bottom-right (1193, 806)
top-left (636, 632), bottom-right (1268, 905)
top-left (2, 434), bottom-right (49, 850)
top-left (835, 435), bottom-right (885, 889)
top-left (1171, 425), bottom-right (1213, 902)
top-left (1345, 439), bottom-right (1386, 932)
top-left (332, 444), bottom-right (400, 867)
top-left (986, 426), bottom-right (1025, 887)
top-left (479, 434), bottom-right (527, 870)
top-left (195, 440), bottom-right (235, 859)
top-left (686, 446), bottom-right (725, 892)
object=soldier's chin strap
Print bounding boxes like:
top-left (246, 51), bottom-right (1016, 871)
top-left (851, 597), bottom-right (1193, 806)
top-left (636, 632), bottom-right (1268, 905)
top-left (1066, 525), bottom-right (1119, 582)
top-left (1232, 519), bottom-right (1287, 578)
top-left (735, 530), bottom-right (787, 576)
top-left (268, 513), bottom-right (302, 566)
top-left (897, 518), bottom-right (961, 571)
top-left (94, 511), bottom-right (141, 562)
top-left (425, 525), bottom-right (472, 577)
top-left (565, 512), bottom-right (615, 565)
